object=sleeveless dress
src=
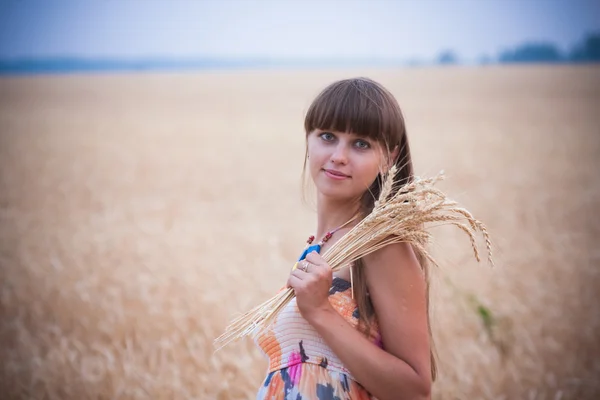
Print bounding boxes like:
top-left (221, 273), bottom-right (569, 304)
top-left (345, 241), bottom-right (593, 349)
top-left (254, 276), bottom-right (382, 399)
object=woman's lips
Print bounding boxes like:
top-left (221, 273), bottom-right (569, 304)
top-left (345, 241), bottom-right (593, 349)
top-left (323, 169), bottom-right (350, 180)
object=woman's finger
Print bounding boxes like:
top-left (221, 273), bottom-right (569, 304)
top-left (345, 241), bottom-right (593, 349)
top-left (290, 268), bottom-right (309, 280)
top-left (305, 251), bottom-right (327, 267)
top-left (287, 274), bottom-right (304, 289)
top-left (293, 260), bottom-right (312, 273)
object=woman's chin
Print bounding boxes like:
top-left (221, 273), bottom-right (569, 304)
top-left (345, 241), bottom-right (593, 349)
top-left (314, 184), bottom-right (355, 201)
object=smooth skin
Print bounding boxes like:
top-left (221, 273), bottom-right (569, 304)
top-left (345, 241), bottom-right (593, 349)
top-left (287, 130), bottom-right (432, 400)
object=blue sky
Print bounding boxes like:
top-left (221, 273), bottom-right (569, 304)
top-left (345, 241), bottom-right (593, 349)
top-left (0, 0), bottom-right (599, 62)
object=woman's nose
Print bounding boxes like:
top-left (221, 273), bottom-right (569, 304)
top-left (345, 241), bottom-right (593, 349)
top-left (330, 144), bottom-right (349, 164)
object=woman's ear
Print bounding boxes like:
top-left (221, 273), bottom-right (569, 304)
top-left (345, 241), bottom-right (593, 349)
top-left (390, 145), bottom-right (399, 166)
top-left (382, 145), bottom-right (400, 174)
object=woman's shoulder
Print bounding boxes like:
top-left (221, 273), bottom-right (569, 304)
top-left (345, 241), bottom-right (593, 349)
top-left (362, 242), bottom-right (425, 294)
top-left (363, 242), bottom-right (421, 272)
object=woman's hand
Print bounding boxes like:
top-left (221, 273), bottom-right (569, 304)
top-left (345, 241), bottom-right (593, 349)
top-left (287, 251), bottom-right (334, 322)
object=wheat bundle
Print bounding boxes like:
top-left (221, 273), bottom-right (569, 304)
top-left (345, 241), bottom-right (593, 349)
top-left (214, 166), bottom-right (493, 351)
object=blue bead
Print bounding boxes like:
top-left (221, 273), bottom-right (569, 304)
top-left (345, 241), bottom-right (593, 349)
top-left (298, 244), bottom-right (321, 261)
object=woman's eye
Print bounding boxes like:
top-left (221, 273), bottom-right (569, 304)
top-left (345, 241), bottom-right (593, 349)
top-left (355, 140), bottom-right (370, 149)
top-left (320, 132), bottom-right (335, 141)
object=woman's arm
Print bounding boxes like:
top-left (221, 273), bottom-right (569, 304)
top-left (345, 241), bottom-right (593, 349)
top-left (291, 243), bottom-right (431, 400)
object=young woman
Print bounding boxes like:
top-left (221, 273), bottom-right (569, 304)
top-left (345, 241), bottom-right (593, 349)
top-left (255, 77), bottom-right (434, 400)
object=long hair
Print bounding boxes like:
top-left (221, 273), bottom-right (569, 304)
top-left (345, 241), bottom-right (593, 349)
top-left (301, 77), bottom-right (437, 381)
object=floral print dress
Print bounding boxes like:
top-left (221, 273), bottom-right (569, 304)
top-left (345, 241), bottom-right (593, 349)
top-left (254, 276), bottom-right (382, 399)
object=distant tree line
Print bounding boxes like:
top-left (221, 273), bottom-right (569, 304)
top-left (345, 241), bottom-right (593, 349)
top-left (435, 31), bottom-right (600, 65)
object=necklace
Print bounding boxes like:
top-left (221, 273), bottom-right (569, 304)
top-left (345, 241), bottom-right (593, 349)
top-left (292, 212), bottom-right (360, 299)
top-left (295, 213), bottom-right (359, 263)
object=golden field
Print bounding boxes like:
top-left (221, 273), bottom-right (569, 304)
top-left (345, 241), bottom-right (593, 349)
top-left (0, 65), bottom-right (599, 399)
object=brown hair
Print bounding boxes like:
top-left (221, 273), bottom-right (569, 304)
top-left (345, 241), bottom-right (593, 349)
top-left (302, 77), bottom-right (437, 381)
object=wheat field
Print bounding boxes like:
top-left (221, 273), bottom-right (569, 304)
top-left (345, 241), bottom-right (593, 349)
top-left (0, 65), bottom-right (599, 399)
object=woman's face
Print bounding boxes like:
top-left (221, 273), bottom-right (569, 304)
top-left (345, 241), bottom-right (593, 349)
top-left (307, 129), bottom-right (387, 201)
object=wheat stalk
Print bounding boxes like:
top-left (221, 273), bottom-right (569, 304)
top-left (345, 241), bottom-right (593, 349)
top-left (213, 166), bottom-right (494, 351)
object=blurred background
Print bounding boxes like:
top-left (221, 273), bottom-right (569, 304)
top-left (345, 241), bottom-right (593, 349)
top-left (0, 1), bottom-right (599, 399)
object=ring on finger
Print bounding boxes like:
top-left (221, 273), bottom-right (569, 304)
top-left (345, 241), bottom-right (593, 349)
top-left (301, 261), bottom-right (309, 272)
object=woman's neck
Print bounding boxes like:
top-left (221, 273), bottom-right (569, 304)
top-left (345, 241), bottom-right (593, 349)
top-left (314, 194), bottom-right (361, 241)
